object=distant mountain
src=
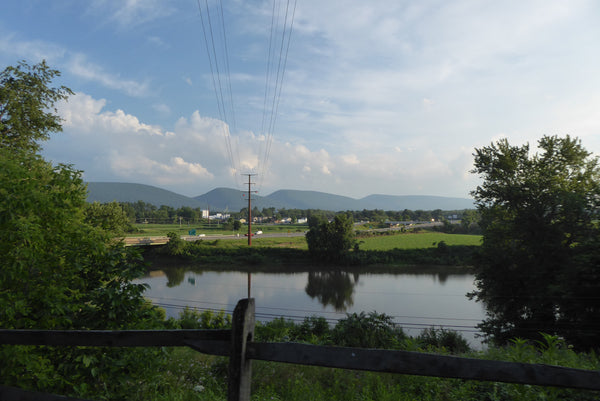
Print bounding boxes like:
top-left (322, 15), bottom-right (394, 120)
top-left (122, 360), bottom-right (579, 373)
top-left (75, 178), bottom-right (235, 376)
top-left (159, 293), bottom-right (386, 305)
top-left (265, 189), bottom-right (362, 210)
top-left (359, 194), bottom-right (474, 211)
top-left (86, 182), bottom-right (205, 208)
top-left (194, 187), bottom-right (276, 211)
top-left (86, 182), bottom-right (474, 211)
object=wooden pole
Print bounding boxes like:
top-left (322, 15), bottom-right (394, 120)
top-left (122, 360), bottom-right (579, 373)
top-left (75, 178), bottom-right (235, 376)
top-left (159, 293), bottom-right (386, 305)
top-left (228, 298), bottom-right (255, 401)
top-left (242, 173), bottom-right (256, 298)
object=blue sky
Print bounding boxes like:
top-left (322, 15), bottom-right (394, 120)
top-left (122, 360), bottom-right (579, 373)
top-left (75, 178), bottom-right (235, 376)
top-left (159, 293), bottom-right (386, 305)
top-left (2, 0), bottom-right (600, 199)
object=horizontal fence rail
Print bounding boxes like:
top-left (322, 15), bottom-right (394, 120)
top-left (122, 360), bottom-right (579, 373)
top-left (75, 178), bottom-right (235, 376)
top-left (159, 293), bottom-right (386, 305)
top-left (0, 329), bottom-right (230, 347)
top-left (2, 298), bottom-right (600, 401)
top-left (246, 342), bottom-right (600, 391)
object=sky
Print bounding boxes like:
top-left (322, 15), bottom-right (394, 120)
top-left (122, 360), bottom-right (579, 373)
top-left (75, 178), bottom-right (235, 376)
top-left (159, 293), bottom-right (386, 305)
top-left (2, 0), bottom-right (600, 199)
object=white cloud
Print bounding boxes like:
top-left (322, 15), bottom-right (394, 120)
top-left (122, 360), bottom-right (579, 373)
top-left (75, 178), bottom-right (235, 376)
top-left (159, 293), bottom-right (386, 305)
top-left (0, 32), bottom-right (150, 98)
top-left (341, 154), bottom-right (359, 166)
top-left (147, 36), bottom-right (169, 49)
top-left (52, 93), bottom-right (221, 189)
top-left (47, 91), bottom-right (487, 198)
top-left (59, 93), bottom-right (168, 136)
top-left (153, 103), bottom-right (171, 116)
top-left (0, 33), bottom-right (66, 62)
top-left (88, 0), bottom-right (177, 29)
top-left (67, 54), bottom-right (149, 97)
top-left (110, 154), bottom-right (213, 184)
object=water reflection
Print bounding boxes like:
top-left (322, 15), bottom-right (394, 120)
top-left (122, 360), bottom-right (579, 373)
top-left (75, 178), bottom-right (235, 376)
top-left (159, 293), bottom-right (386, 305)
top-left (305, 271), bottom-right (359, 311)
top-left (156, 266), bottom-right (456, 308)
top-left (136, 267), bottom-right (484, 347)
top-left (164, 267), bottom-right (186, 287)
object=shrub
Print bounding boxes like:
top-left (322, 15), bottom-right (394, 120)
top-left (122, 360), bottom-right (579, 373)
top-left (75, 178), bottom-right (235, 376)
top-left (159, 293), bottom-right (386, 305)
top-left (332, 312), bottom-right (405, 349)
top-left (417, 327), bottom-right (471, 354)
top-left (165, 231), bottom-right (188, 256)
top-left (177, 307), bottom-right (231, 329)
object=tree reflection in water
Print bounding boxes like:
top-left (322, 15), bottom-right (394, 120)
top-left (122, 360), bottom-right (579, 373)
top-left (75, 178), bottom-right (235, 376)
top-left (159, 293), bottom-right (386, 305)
top-left (164, 267), bottom-right (186, 287)
top-left (305, 271), bottom-right (359, 311)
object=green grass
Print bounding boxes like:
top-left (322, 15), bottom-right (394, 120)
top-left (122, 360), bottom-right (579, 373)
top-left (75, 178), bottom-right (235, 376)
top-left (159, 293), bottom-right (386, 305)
top-left (358, 232), bottom-right (482, 251)
top-left (137, 332), bottom-right (600, 401)
top-left (161, 232), bottom-right (481, 252)
top-left (131, 224), bottom-right (480, 251)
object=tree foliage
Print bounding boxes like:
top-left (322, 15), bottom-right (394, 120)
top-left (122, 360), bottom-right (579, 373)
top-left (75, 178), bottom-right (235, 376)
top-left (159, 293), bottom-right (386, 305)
top-left (469, 135), bottom-right (600, 349)
top-left (0, 61), bottom-right (164, 398)
top-left (84, 201), bottom-right (134, 236)
top-left (305, 214), bottom-right (356, 263)
top-left (0, 60), bottom-right (73, 153)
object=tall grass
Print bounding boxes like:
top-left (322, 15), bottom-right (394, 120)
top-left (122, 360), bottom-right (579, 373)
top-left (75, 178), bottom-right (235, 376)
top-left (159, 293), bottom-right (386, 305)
top-left (139, 311), bottom-right (600, 401)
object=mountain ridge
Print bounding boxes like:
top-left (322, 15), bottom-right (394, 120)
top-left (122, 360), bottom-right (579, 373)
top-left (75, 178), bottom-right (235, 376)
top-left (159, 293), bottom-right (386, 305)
top-left (86, 182), bottom-right (474, 211)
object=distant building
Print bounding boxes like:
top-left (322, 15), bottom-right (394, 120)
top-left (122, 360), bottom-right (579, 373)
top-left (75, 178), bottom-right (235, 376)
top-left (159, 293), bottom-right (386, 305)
top-left (209, 213), bottom-right (230, 221)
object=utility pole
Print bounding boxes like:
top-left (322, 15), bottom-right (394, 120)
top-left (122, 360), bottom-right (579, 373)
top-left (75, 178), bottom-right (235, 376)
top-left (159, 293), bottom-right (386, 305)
top-left (242, 173), bottom-right (257, 298)
top-left (245, 174), bottom-right (256, 246)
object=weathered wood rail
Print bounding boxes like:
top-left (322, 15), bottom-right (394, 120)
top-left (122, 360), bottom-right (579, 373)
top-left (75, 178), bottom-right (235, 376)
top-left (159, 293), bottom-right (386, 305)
top-left (1, 298), bottom-right (600, 401)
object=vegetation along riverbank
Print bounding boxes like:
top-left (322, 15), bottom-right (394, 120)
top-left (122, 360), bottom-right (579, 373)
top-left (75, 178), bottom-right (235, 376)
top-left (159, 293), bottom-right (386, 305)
top-left (141, 229), bottom-right (482, 271)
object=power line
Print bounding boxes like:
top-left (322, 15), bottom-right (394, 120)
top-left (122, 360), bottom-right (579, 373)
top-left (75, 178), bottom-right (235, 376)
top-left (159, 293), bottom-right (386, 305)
top-left (144, 293), bottom-right (484, 334)
top-left (149, 298), bottom-right (600, 337)
top-left (195, 0), bottom-right (298, 190)
top-left (257, 0), bottom-right (298, 190)
top-left (196, 0), bottom-right (241, 189)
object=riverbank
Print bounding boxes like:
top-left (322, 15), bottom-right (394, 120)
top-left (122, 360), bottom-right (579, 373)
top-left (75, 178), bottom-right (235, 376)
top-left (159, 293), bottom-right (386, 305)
top-left (140, 231), bottom-right (480, 271)
top-left (141, 245), bottom-right (478, 272)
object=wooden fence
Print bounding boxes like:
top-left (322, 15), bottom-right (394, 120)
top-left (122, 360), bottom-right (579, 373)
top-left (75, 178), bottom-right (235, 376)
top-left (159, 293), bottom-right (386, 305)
top-left (1, 298), bottom-right (600, 401)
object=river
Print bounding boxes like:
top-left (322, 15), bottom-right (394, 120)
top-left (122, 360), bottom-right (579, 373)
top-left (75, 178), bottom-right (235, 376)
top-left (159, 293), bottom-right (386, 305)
top-left (136, 267), bottom-right (486, 347)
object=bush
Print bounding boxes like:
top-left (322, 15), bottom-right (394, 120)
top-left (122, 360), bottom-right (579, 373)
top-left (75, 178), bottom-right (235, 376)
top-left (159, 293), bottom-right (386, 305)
top-left (165, 231), bottom-right (187, 255)
top-left (417, 327), bottom-right (471, 354)
top-left (294, 316), bottom-right (330, 342)
top-left (255, 317), bottom-right (297, 342)
top-left (177, 307), bottom-right (231, 330)
top-left (332, 312), bottom-right (406, 349)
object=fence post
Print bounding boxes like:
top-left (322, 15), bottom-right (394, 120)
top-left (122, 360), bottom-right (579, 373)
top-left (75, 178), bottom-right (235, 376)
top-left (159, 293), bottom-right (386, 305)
top-left (228, 298), bottom-right (255, 401)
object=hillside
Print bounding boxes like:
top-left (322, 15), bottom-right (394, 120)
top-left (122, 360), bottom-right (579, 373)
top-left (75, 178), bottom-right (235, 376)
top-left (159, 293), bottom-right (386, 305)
top-left (86, 182), bottom-right (474, 211)
top-left (193, 188), bottom-right (286, 211)
top-left (86, 182), bottom-right (205, 208)
top-left (359, 194), bottom-right (474, 211)
top-left (265, 189), bottom-right (362, 210)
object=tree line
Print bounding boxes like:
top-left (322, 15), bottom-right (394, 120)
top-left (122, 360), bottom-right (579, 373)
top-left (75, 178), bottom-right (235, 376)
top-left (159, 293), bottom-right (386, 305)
top-left (103, 199), bottom-right (478, 227)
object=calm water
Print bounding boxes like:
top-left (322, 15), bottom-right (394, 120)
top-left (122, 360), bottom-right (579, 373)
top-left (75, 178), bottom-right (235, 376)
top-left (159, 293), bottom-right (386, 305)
top-left (136, 268), bottom-right (485, 346)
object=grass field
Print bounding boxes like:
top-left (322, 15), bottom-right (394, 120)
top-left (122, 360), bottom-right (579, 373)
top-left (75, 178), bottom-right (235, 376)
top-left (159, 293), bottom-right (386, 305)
top-left (358, 232), bottom-right (482, 250)
top-left (131, 223), bottom-right (482, 251)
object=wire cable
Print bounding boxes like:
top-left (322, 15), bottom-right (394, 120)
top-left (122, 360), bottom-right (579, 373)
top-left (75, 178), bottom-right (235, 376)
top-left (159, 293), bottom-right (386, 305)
top-left (257, 0), bottom-right (298, 191)
top-left (196, 0), bottom-right (241, 189)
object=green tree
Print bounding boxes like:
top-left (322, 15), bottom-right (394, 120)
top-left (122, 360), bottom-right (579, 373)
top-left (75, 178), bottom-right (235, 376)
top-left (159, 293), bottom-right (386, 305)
top-left (305, 214), bottom-right (356, 263)
top-left (0, 60), bottom-right (73, 153)
top-left (0, 61), bottom-right (163, 398)
top-left (469, 135), bottom-right (600, 349)
top-left (84, 201), bottom-right (133, 236)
